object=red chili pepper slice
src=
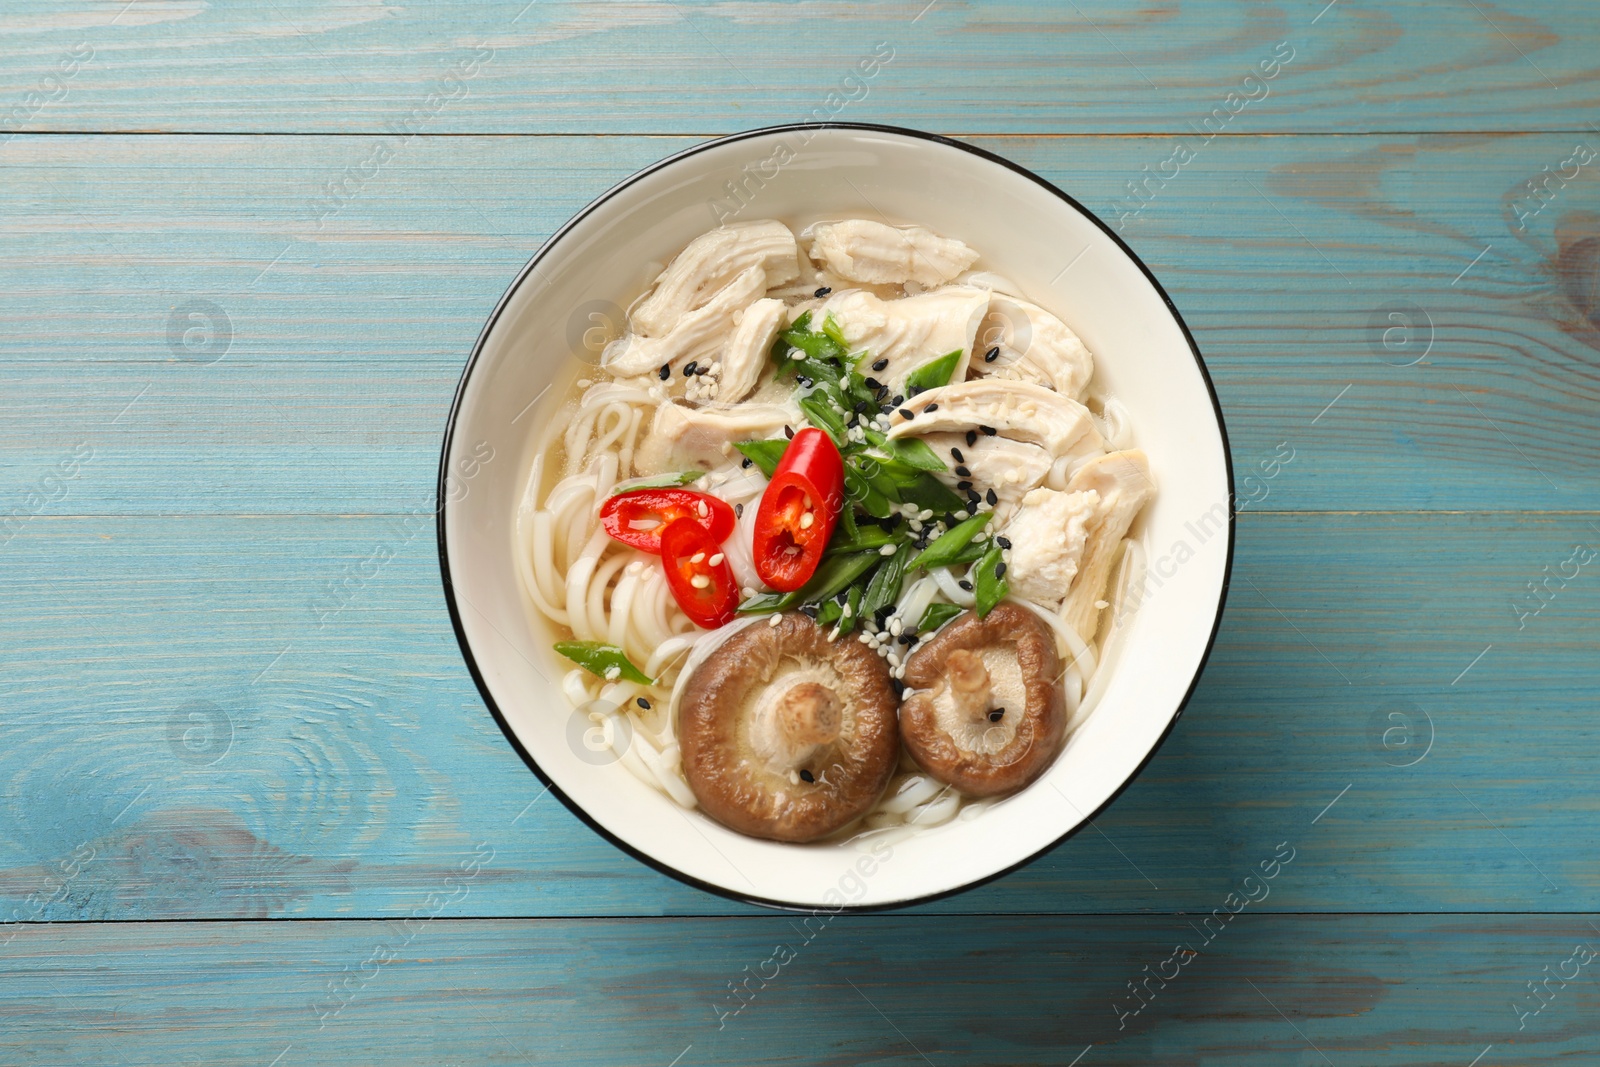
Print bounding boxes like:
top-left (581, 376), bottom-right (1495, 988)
top-left (659, 517), bottom-right (740, 629)
top-left (599, 488), bottom-right (735, 555)
top-left (752, 428), bottom-right (846, 592)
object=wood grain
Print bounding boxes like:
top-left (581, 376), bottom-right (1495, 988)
top-left (3, 134), bottom-right (1600, 511)
top-left (0, 512), bottom-right (1594, 918)
top-left (3, 915), bottom-right (1597, 1065)
top-left (0, 1), bottom-right (1597, 134)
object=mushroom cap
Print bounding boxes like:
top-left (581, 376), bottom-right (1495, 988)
top-left (899, 603), bottom-right (1066, 796)
top-left (678, 614), bottom-right (900, 842)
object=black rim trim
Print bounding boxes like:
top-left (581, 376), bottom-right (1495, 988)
top-left (437, 121), bottom-right (1236, 914)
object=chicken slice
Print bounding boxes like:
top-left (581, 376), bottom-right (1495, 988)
top-left (886, 379), bottom-right (1102, 458)
top-left (602, 266), bottom-right (767, 379)
top-left (633, 400), bottom-right (797, 475)
top-left (807, 220), bottom-right (978, 288)
top-left (1002, 488), bottom-right (1100, 610)
top-left (810, 286), bottom-right (989, 396)
top-left (922, 432), bottom-right (1052, 508)
top-left (715, 298), bottom-right (785, 405)
top-left (630, 221), bottom-right (799, 337)
top-left (1060, 450), bottom-right (1156, 641)
top-left (972, 293), bottom-right (1094, 399)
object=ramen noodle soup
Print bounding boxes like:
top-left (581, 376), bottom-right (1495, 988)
top-left (516, 218), bottom-right (1152, 845)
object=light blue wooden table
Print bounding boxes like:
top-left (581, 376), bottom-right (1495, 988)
top-left (3, 2), bottom-right (1598, 1063)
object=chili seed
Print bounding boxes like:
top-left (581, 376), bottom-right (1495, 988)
top-left (799, 768), bottom-right (815, 783)
top-left (637, 697), bottom-right (651, 710)
top-left (988, 706), bottom-right (1005, 722)
top-left (658, 364), bottom-right (671, 380)
top-left (958, 579), bottom-right (974, 591)
top-left (997, 536), bottom-right (1012, 549)
top-left (984, 346), bottom-right (1000, 363)
top-left (986, 488), bottom-right (999, 506)
top-left (980, 425), bottom-right (997, 436)
top-left (814, 287), bottom-right (832, 298)
top-left (683, 360), bottom-right (698, 377)
top-left (871, 357), bottom-right (888, 371)
top-left (995, 561), bottom-right (1007, 578)
top-left (955, 465), bottom-right (971, 477)
top-left (966, 430), bottom-right (978, 446)
top-left (784, 425), bottom-right (795, 439)
top-left (951, 447), bottom-right (964, 462)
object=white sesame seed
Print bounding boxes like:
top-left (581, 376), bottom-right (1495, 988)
top-left (742, 587), bottom-right (757, 598)
top-left (841, 604), bottom-right (853, 618)
top-left (858, 632), bottom-right (872, 644)
top-left (953, 510), bottom-right (969, 520)
top-left (879, 544), bottom-right (896, 556)
top-left (889, 619), bottom-right (903, 636)
top-left (918, 509), bottom-right (933, 521)
top-left (828, 626), bottom-right (841, 641)
top-left (909, 519), bottom-right (923, 533)
top-left (769, 613), bottom-right (783, 627)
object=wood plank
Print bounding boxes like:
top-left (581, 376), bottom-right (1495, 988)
top-left (1, 511), bottom-right (1595, 918)
top-left (3, 915), bottom-right (1596, 1064)
top-left (3, 132), bottom-right (1598, 511)
top-left (1, 1), bottom-right (1597, 134)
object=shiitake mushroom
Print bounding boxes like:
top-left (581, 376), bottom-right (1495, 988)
top-left (898, 603), bottom-right (1066, 796)
top-left (677, 614), bottom-right (899, 842)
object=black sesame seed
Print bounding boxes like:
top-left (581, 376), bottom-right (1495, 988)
top-left (988, 707), bottom-right (1005, 722)
top-left (986, 488), bottom-right (999, 506)
top-left (997, 535), bottom-right (1012, 549)
top-left (898, 408), bottom-right (914, 419)
top-left (891, 394), bottom-right (905, 406)
top-left (955, 465), bottom-right (971, 477)
top-left (683, 360), bottom-right (698, 377)
top-left (966, 430), bottom-right (978, 446)
top-left (925, 403), bottom-right (939, 412)
top-left (734, 502), bottom-right (744, 518)
top-left (814, 286), bottom-right (832, 298)
top-left (995, 561), bottom-right (1008, 578)
top-left (899, 633), bottom-right (916, 645)
top-left (956, 480), bottom-right (973, 491)
top-left (884, 514), bottom-right (903, 530)
top-left (864, 377), bottom-right (883, 391)
top-left (958, 579), bottom-right (974, 592)
top-left (854, 400), bottom-right (870, 413)
top-left (871, 357), bottom-right (889, 372)
top-left (951, 447), bottom-right (964, 463)
top-left (800, 768), bottom-right (815, 783)
top-left (658, 364), bottom-right (671, 380)
top-left (636, 697), bottom-right (651, 710)
top-left (694, 364), bottom-right (708, 376)
top-left (984, 346), bottom-right (1000, 363)
top-left (800, 604), bottom-right (820, 619)
top-left (907, 385), bottom-right (922, 398)
top-left (967, 490), bottom-right (982, 505)
top-left (980, 425), bottom-right (997, 436)
top-left (784, 425), bottom-right (795, 439)
top-left (741, 457), bottom-right (752, 469)
top-left (881, 403), bottom-right (895, 415)
top-left (797, 375), bottom-right (813, 388)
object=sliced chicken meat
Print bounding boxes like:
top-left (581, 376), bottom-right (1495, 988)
top-left (1003, 487), bottom-right (1100, 610)
top-left (602, 266), bottom-right (768, 379)
top-left (886, 379), bottom-right (1102, 458)
top-left (630, 220), bottom-right (799, 337)
top-left (808, 286), bottom-right (989, 396)
top-left (922, 432), bottom-right (1053, 507)
top-left (807, 220), bottom-right (979, 289)
top-left (633, 400), bottom-right (797, 475)
top-left (716, 298), bottom-right (786, 404)
top-left (1059, 450), bottom-right (1155, 641)
top-left (972, 293), bottom-right (1094, 399)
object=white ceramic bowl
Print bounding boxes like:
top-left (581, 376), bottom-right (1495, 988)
top-left (439, 124), bottom-right (1232, 910)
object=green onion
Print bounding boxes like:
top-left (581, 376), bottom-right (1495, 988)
top-left (553, 641), bottom-right (653, 685)
top-left (917, 602), bottom-right (965, 633)
top-left (826, 526), bottom-right (898, 556)
top-left (737, 552), bottom-right (881, 615)
top-left (899, 472), bottom-right (966, 515)
top-left (903, 348), bottom-right (963, 393)
top-left (798, 392), bottom-right (849, 447)
top-left (607, 470), bottom-right (704, 496)
top-left (860, 542), bottom-right (914, 619)
top-left (886, 436), bottom-right (946, 472)
top-left (971, 543), bottom-right (1008, 618)
top-left (908, 511), bottom-right (993, 571)
top-left (734, 439), bottom-right (789, 478)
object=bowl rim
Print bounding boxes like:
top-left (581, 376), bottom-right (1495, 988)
top-left (436, 121), bottom-right (1236, 913)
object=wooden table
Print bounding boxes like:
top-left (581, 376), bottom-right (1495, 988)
top-left (3, 2), bottom-right (1597, 1063)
